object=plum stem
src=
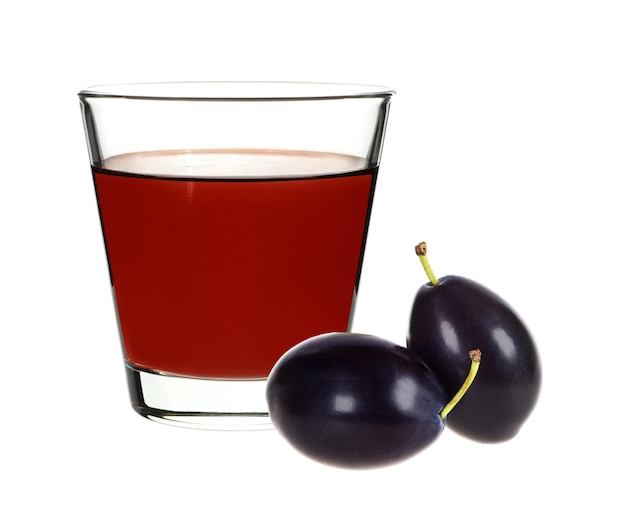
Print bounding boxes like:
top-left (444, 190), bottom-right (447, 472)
top-left (439, 349), bottom-right (482, 419)
top-left (415, 242), bottom-right (439, 286)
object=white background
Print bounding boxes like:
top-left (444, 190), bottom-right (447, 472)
top-left (1, 1), bottom-right (624, 513)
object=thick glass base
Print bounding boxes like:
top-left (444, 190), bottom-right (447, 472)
top-left (125, 364), bottom-right (273, 430)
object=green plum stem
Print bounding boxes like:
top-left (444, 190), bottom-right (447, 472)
top-left (415, 242), bottom-right (439, 286)
top-left (439, 349), bottom-right (482, 419)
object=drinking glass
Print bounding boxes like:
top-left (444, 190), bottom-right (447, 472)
top-left (79, 82), bottom-right (394, 430)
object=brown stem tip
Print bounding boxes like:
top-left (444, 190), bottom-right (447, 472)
top-left (469, 349), bottom-right (482, 362)
top-left (415, 242), bottom-right (428, 256)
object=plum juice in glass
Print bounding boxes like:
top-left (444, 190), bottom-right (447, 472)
top-left (79, 82), bottom-right (393, 430)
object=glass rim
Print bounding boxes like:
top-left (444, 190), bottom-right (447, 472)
top-left (78, 81), bottom-right (395, 102)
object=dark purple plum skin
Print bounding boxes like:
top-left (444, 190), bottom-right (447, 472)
top-left (266, 332), bottom-right (447, 469)
top-left (407, 275), bottom-right (541, 443)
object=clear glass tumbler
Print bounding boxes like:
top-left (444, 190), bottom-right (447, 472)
top-left (79, 82), bottom-right (394, 430)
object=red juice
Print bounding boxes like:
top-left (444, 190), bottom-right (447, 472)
top-left (92, 149), bottom-right (377, 379)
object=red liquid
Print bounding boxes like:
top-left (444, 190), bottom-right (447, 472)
top-left (92, 149), bottom-right (377, 379)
